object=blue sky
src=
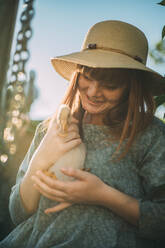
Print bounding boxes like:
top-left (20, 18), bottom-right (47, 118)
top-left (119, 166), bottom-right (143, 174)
top-left (13, 0), bottom-right (165, 120)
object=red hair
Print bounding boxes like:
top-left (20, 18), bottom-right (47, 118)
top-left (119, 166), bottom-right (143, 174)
top-left (43, 66), bottom-right (155, 160)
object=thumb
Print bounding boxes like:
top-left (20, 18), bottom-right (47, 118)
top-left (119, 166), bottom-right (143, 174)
top-left (60, 168), bottom-right (87, 180)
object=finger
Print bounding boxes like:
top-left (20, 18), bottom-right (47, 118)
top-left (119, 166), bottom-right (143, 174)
top-left (64, 138), bottom-right (82, 150)
top-left (32, 174), bottom-right (67, 198)
top-left (61, 168), bottom-right (88, 181)
top-left (63, 131), bottom-right (80, 142)
top-left (48, 113), bottom-right (58, 129)
top-left (68, 123), bottom-right (79, 133)
top-left (33, 183), bottom-right (66, 202)
top-left (35, 170), bottom-right (69, 192)
top-left (45, 202), bottom-right (72, 214)
top-left (70, 116), bottom-right (79, 124)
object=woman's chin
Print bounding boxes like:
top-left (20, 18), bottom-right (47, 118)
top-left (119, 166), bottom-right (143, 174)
top-left (82, 103), bottom-right (105, 114)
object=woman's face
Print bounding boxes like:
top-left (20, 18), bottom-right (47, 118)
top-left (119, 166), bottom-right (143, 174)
top-left (78, 73), bottom-right (125, 122)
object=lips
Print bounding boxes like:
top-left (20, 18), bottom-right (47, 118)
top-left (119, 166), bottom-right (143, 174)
top-left (87, 96), bottom-right (105, 106)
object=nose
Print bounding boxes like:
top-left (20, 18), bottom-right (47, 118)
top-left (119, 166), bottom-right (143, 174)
top-left (87, 81), bottom-right (102, 98)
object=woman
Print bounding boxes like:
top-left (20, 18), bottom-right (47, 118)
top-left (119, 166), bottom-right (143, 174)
top-left (1, 20), bottom-right (165, 248)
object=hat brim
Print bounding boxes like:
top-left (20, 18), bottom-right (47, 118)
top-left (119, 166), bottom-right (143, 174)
top-left (51, 49), bottom-right (165, 96)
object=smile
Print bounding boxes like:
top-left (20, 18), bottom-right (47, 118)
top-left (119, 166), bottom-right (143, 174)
top-left (87, 96), bottom-right (105, 106)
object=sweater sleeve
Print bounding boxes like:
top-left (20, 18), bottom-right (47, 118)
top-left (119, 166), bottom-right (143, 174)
top-left (9, 123), bottom-right (45, 225)
top-left (137, 122), bottom-right (165, 240)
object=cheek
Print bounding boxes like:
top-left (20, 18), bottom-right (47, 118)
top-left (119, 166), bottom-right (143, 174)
top-left (78, 81), bottom-right (88, 91)
top-left (78, 86), bottom-right (85, 97)
top-left (78, 82), bottom-right (88, 97)
top-left (103, 89), bottom-right (123, 101)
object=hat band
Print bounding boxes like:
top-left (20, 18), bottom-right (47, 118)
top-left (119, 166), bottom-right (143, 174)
top-left (83, 44), bottom-right (144, 64)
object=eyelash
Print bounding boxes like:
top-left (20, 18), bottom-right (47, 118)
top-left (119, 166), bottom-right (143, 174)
top-left (103, 86), bottom-right (118, 90)
top-left (84, 75), bottom-right (92, 81)
top-left (100, 83), bottom-right (118, 90)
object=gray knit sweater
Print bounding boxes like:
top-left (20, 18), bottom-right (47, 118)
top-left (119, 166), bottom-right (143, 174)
top-left (0, 117), bottom-right (165, 248)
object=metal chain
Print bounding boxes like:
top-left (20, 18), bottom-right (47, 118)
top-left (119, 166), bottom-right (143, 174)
top-left (0, 0), bottom-right (35, 166)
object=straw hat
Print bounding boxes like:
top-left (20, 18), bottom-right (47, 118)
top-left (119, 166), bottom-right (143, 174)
top-left (51, 20), bottom-right (165, 96)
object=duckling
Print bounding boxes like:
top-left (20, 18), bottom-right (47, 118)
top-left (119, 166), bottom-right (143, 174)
top-left (45, 104), bottom-right (86, 181)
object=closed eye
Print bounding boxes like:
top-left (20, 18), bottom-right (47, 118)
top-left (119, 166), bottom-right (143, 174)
top-left (101, 84), bottom-right (118, 90)
top-left (83, 74), bottom-right (93, 81)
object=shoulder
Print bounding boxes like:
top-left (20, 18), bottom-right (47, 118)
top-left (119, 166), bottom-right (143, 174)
top-left (132, 117), bottom-right (165, 156)
top-left (151, 116), bottom-right (165, 131)
top-left (140, 116), bottom-right (165, 141)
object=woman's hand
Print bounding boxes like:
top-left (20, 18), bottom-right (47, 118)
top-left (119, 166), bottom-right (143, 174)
top-left (19, 114), bottom-right (81, 215)
top-left (31, 168), bottom-right (140, 226)
top-left (31, 168), bottom-right (106, 214)
top-left (29, 116), bottom-right (82, 172)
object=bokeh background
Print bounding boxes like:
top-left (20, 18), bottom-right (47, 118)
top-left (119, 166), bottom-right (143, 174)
top-left (0, 0), bottom-right (164, 241)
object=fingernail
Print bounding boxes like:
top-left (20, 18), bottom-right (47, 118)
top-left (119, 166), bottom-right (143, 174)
top-left (45, 210), bottom-right (50, 215)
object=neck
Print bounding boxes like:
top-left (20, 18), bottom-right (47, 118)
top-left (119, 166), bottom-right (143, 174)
top-left (83, 112), bottom-right (105, 125)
